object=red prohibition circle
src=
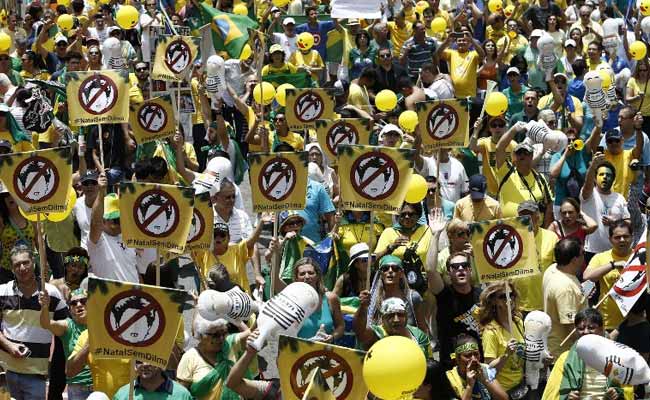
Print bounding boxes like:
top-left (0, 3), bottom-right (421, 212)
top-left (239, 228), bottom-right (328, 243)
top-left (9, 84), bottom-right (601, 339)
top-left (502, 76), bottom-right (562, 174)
top-left (133, 189), bottom-right (181, 238)
top-left (613, 265), bottom-right (647, 297)
top-left (349, 152), bottom-right (399, 200)
top-left (103, 289), bottom-right (166, 348)
top-left (12, 156), bottom-right (60, 204)
top-left (482, 224), bottom-right (523, 270)
top-left (78, 74), bottom-right (119, 115)
top-left (294, 92), bottom-right (325, 123)
top-left (164, 39), bottom-right (192, 74)
top-left (426, 104), bottom-right (459, 140)
top-left (137, 103), bottom-right (168, 133)
top-left (258, 157), bottom-right (297, 202)
top-left (326, 122), bottom-right (358, 156)
top-left (187, 208), bottom-right (205, 243)
top-left (289, 350), bottom-right (354, 399)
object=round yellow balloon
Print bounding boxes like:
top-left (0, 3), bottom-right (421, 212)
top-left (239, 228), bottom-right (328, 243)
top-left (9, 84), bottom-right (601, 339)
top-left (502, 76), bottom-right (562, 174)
top-left (398, 110), bottom-right (418, 133)
top-left (253, 82), bottom-right (276, 105)
top-left (487, 0), bottom-right (503, 13)
top-left (275, 83), bottom-right (295, 107)
top-left (504, 4), bottom-right (514, 17)
top-left (297, 32), bottom-right (314, 52)
top-left (116, 5), bottom-right (139, 30)
top-left (233, 3), bottom-right (247, 15)
top-left (598, 70), bottom-right (612, 89)
top-left (375, 89), bottom-right (397, 112)
top-left (0, 32), bottom-right (11, 52)
top-left (630, 40), bottom-right (647, 60)
top-left (642, 0), bottom-right (650, 16)
top-left (508, 30), bottom-right (517, 39)
top-left (272, 0), bottom-right (290, 6)
top-left (363, 336), bottom-right (426, 400)
top-left (485, 92), bottom-right (509, 116)
top-left (415, 0), bottom-right (429, 16)
top-left (47, 188), bottom-right (77, 223)
top-left (405, 174), bottom-right (428, 203)
top-left (57, 14), bottom-right (74, 32)
top-left (430, 17), bottom-right (446, 33)
top-left (239, 43), bottom-right (252, 60)
top-left (58, 0), bottom-right (70, 8)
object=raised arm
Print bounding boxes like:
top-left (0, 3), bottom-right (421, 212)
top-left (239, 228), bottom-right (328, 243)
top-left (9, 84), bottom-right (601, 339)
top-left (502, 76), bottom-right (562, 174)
top-left (171, 133), bottom-right (196, 184)
top-left (88, 171), bottom-right (107, 244)
top-left (581, 153), bottom-right (605, 201)
top-left (495, 122), bottom-right (524, 168)
top-left (633, 112), bottom-right (644, 160)
top-left (469, 117), bottom-right (485, 154)
top-left (425, 208), bottom-right (447, 296)
top-left (38, 291), bottom-right (67, 337)
top-left (584, 120), bottom-right (602, 154)
top-left (352, 290), bottom-right (377, 349)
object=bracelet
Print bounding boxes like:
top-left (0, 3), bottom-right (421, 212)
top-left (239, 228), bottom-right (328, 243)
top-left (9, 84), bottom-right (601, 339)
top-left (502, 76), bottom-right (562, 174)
top-left (610, 260), bottom-right (615, 269)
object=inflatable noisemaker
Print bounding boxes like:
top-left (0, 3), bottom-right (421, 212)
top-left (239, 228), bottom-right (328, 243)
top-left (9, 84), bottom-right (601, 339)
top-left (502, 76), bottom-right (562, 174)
top-left (205, 55), bottom-right (226, 99)
top-left (537, 34), bottom-right (557, 81)
top-left (197, 287), bottom-right (260, 323)
top-left (249, 282), bottom-right (320, 351)
top-left (524, 120), bottom-right (568, 153)
top-left (584, 71), bottom-right (608, 124)
top-left (602, 19), bottom-right (622, 57)
top-left (523, 311), bottom-right (552, 390)
top-left (102, 37), bottom-right (125, 70)
top-left (576, 334), bottom-right (650, 386)
top-left (569, 139), bottom-right (584, 151)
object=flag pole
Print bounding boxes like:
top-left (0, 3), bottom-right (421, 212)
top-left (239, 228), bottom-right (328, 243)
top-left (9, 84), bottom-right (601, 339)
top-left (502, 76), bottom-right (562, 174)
top-left (36, 213), bottom-right (47, 289)
top-left (505, 281), bottom-right (513, 335)
top-left (156, 249), bottom-right (161, 287)
top-left (270, 211), bottom-right (279, 296)
top-left (366, 211), bottom-right (374, 290)
top-left (128, 358), bottom-right (136, 400)
top-left (98, 124), bottom-right (105, 170)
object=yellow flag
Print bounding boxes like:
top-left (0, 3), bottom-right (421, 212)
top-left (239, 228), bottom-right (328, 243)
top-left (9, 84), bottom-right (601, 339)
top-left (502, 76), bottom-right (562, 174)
top-left (66, 70), bottom-right (130, 126)
top-left (278, 335), bottom-right (368, 400)
top-left (470, 216), bottom-right (539, 284)
top-left (118, 182), bottom-right (194, 253)
top-left (86, 276), bottom-right (190, 369)
top-left (129, 95), bottom-right (177, 144)
top-left (152, 35), bottom-right (201, 81)
top-left (301, 368), bottom-right (336, 400)
top-left (185, 191), bottom-right (213, 251)
top-left (248, 151), bottom-right (308, 213)
top-left (0, 147), bottom-right (72, 214)
top-left (315, 119), bottom-right (372, 162)
top-left (337, 144), bottom-right (415, 213)
top-left (286, 88), bottom-right (335, 130)
top-left (415, 98), bottom-right (470, 152)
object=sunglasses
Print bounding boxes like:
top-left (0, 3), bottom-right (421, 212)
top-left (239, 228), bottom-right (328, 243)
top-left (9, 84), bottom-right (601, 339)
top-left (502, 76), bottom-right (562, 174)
top-left (136, 67), bottom-right (148, 72)
top-left (380, 264), bottom-right (403, 272)
top-left (89, 51), bottom-right (101, 56)
top-left (274, 117), bottom-right (285, 121)
top-left (607, 138), bottom-right (621, 144)
top-left (449, 261), bottom-right (470, 270)
top-left (285, 219), bottom-right (302, 227)
top-left (427, 188), bottom-right (436, 195)
top-left (640, 69), bottom-right (649, 72)
top-left (108, 218), bottom-right (120, 225)
top-left (379, 53), bottom-right (391, 59)
top-left (0, 57), bottom-right (9, 61)
top-left (497, 292), bottom-right (516, 300)
top-left (490, 122), bottom-right (505, 128)
top-left (400, 211), bottom-right (418, 218)
top-left (69, 298), bottom-right (87, 307)
top-left (82, 180), bottom-right (97, 186)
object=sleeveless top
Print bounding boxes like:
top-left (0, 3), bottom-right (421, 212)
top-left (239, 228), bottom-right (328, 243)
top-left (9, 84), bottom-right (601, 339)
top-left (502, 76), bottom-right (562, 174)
top-left (298, 296), bottom-right (334, 339)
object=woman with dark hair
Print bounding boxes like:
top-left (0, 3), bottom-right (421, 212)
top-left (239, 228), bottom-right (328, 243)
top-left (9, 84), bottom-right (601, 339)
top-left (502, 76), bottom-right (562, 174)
top-left (19, 50), bottom-right (49, 80)
top-left (569, 27), bottom-right (586, 57)
top-left (348, 30), bottom-right (377, 80)
top-left (375, 202), bottom-right (432, 266)
top-left (548, 198), bottom-right (597, 244)
top-left (545, 14), bottom-right (565, 57)
top-left (478, 39), bottom-right (505, 91)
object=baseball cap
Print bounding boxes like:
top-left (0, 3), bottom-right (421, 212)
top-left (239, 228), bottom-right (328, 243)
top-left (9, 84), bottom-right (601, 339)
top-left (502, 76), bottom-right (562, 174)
top-left (379, 123), bottom-right (403, 138)
top-left (517, 200), bottom-right (539, 214)
top-left (283, 17), bottom-right (296, 25)
top-left (278, 210), bottom-right (306, 231)
top-left (379, 254), bottom-right (402, 268)
top-left (80, 170), bottom-right (99, 184)
top-left (107, 26), bottom-right (121, 36)
top-left (380, 297), bottom-right (407, 315)
top-left (605, 129), bottom-right (623, 141)
top-left (269, 44), bottom-right (284, 54)
top-left (531, 29), bottom-right (544, 38)
top-left (214, 222), bottom-right (229, 235)
top-left (506, 67), bottom-right (520, 75)
top-left (514, 142), bottom-right (534, 153)
top-left (103, 193), bottom-right (120, 220)
top-left (0, 139), bottom-right (11, 150)
top-left (554, 72), bottom-right (569, 82)
top-left (469, 174), bottom-right (487, 200)
top-left (55, 35), bottom-right (68, 44)
top-left (564, 39), bottom-right (577, 48)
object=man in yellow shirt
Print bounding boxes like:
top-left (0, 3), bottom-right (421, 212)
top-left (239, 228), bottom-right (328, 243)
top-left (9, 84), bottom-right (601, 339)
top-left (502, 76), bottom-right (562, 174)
top-left (435, 29), bottom-right (485, 98)
top-left (453, 174), bottom-right (502, 222)
top-left (387, 11), bottom-right (413, 58)
top-left (602, 116), bottom-right (643, 199)
top-left (583, 220), bottom-right (634, 331)
top-left (538, 73), bottom-right (584, 131)
top-left (469, 115), bottom-right (517, 196)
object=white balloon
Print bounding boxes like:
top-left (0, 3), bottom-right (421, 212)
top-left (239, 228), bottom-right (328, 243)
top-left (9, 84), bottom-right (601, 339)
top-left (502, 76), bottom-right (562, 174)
top-left (524, 120), bottom-right (566, 153)
top-left (197, 287), bottom-right (259, 323)
top-left (205, 55), bottom-right (226, 98)
top-left (642, 17), bottom-right (650, 34)
top-left (602, 18), bottom-right (621, 36)
top-left (576, 334), bottom-right (650, 386)
top-left (524, 311), bottom-right (552, 390)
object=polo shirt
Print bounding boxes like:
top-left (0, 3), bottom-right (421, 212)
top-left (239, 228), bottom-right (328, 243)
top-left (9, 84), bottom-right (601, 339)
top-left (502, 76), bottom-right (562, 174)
top-left (113, 375), bottom-right (193, 400)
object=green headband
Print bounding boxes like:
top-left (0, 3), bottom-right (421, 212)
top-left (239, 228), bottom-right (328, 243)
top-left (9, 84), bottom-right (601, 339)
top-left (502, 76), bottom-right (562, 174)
top-left (455, 342), bottom-right (479, 355)
top-left (64, 255), bottom-right (88, 266)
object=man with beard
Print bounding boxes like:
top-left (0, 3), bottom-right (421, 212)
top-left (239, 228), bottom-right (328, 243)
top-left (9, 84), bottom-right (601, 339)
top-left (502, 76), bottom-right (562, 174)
top-left (113, 363), bottom-right (192, 399)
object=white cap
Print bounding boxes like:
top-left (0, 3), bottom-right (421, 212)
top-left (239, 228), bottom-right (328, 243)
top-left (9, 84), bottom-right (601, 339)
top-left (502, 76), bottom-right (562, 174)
top-left (205, 157), bottom-right (234, 182)
top-left (283, 17), bottom-right (296, 25)
top-left (531, 29), bottom-right (544, 37)
top-left (564, 39), bottom-right (577, 47)
top-left (379, 123), bottom-right (403, 138)
top-left (506, 67), bottom-right (520, 75)
top-left (553, 72), bottom-right (569, 81)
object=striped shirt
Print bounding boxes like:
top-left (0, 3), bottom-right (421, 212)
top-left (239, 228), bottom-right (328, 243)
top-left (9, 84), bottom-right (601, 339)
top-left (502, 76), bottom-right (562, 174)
top-left (0, 281), bottom-right (68, 375)
top-left (214, 208), bottom-right (253, 244)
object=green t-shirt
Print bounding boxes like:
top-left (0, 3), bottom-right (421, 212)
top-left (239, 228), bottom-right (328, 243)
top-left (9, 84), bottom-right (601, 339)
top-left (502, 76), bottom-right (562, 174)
top-left (371, 324), bottom-right (433, 359)
top-left (61, 318), bottom-right (92, 385)
top-left (113, 379), bottom-right (194, 400)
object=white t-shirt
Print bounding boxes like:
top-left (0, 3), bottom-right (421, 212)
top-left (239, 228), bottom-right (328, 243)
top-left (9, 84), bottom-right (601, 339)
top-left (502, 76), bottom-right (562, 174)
top-left (424, 76), bottom-right (455, 100)
top-left (273, 32), bottom-right (298, 61)
top-left (214, 207), bottom-right (252, 244)
top-left (88, 232), bottom-right (144, 283)
top-left (72, 196), bottom-right (92, 250)
top-left (420, 155), bottom-right (469, 203)
top-left (581, 189), bottom-right (630, 253)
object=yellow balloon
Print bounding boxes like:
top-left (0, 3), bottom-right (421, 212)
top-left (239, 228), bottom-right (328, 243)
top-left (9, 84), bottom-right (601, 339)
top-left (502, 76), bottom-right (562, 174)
top-left (630, 40), bottom-right (647, 61)
top-left (508, 30), bottom-right (517, 39)
top-left (375, 89), bottom-right (397, 112)
top-left (485, 92), bottom-right (509, 116)
top-left (488, 0), bottom-right (503, 13)
top-left (233, 3), bottom-right (247, 15)
top-left (297, 32), bottom-right (314, 52)
top-left (272, 0), bottom-right (290, 6)
top-left (363, 336), bottom-right (426, 400)
top-left (275, 83), bottom-right (295, 107)
top-left (116, 5), bottom-right (139, 30)
top-left (504, 4), bottom-right (515, 17)
top-left (57, 14), bottom-right (74, 32)
top-left (405, 174), bottom-right (428, 203)
top-left (415, 0), bottom-right (429, 16)
top-left (642, 0), bottom-right (650, 16)
top-left (58, 0), bottom-right (70, 8)
top-left (239, 43), bottom-right (252, 60)
top-left (398, 110), bottom-right (418, 133)
top-left (253, 82), bottom-right (276, 105)
top-left (47, 188), bottom-right (77, 223)
top-left (598, 70), bottom-right (612, 89)
top-left (0, 32), bottom-right (10, 52)
top-left (430, 17), bottom-right (446, 33)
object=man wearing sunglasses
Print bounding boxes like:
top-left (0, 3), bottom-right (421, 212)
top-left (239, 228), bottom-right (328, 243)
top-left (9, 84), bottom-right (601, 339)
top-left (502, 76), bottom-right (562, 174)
top-left (373, 47), bottom-right (407, 93)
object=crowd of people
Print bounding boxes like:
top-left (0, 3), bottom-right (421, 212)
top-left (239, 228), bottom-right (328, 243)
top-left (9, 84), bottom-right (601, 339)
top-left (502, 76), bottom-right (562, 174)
top-left (0, 0), bottom-right (650, 398)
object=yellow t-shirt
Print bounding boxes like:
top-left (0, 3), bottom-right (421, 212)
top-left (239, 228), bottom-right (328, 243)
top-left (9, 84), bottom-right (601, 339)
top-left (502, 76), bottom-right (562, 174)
top-left (496, 35), bottom-right (529, 64)
top-left (274, 130), bottom-right (305, 151)
top-left (441, 49), bottom-right (479, 98)
top-left (627, 77), bottom-right (650, 117)
top-left (605, 149), bottom-right (637, 200)
top-left (289, 50), bottom-right (324, 82)
top-left (481, 319), bottom-right (525, 391)
top-left (538, 93), bottom-right (584, 119)
top-left (586, 249), bottom-right (630, 330)
top-left (375, 225), bottom-right (432, 265)
top-left (485, 26), bottom-right (506, 43)
top-left (194, 241), bottom-right (252, 293)
top-left (348, 82), bottom-right (372, 113)
top-left (261, 62), bottom-right (298, 76)
top-left (387, 21), bottom-right (413, 57)
top-left (543, 264), bottom-right (584, 358)
top-left (476, 137), bottom-right (516, 195)
top-left (513, 228), bottom-right (558, 312)
top-left (71, 330), bottom-right (131, 398)
top-left (337, 222), bottom-right (384, 255)
top-left (0, 131), bottom-right (34, 152)
top-left (496, 162), bottom-right (553, 218)
top-left (453, 195), bottom-right (502, 222)
top-left (20, 70), bottom-right (50, 80)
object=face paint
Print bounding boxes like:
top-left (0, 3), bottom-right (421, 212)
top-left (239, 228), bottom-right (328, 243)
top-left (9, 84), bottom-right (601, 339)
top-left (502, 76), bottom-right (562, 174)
top-left (596, 167), bottom-right (614, 191)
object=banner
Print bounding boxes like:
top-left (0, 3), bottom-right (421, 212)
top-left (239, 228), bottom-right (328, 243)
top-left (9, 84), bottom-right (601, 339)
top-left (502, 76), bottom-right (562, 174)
top-left (330, 0), bottom-right (382, 18)
top-left (415, 98), bottom-right (470, 151)
top-left (470, 217), bottom-right (538, 283)
top-left (0, 147), bottom-right (72, 214)
top-left (286, 88), bottom-right (335, 130)
top-left (315, 119), bottom-right (372, 162)
top-left (118, 182), bottom-right (195, 253)
top-left (87, 277), bottom-right (191, 369)
top-left (278, 335), bottom-right (368, 400)
top-left (302, 368), bottom-right (335, 400)
top-left (129, 95), bottom-right (177, 144)
top-left (152, 35), bottom-right (201, 81)
top-left (185, 191), bottom-right (213, 251)
top-left (248, 152), bottom-right (308, 213)
top-left (337, 144), bottom-right (415, 213)
top-left (66, 70), bottom-right (130, 126)
top-left (609, 232), bottom-right (648, 317)
top-left (248, 28), bottom-right (266, 72)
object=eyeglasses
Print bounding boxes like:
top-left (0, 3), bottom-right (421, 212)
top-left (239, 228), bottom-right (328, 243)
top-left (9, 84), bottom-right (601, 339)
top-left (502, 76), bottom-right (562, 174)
top-left (449, 261), bottom-right (470, 270)
top-left (380, 264), bottom-right (403, 272)
top-left (606, 138), bottom-right (621, 144)
top-left (379, 53), bottom-right (392, 59)
top-left (400, 211), bottom-right (418, 218)
top-left (490, 122), bottom-right (505, 128)
top-left (69, 298), bottom-right (87, 307)
top-left (89, 51), bottom-right (100, 56)
top-left (497, 292), bottom-right (516, 300)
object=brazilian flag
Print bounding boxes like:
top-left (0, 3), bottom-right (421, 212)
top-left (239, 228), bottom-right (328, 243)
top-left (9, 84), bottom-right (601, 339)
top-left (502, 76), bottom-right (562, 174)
top-left (262, 71), bottom-right (312, 89)
top-left (186, 2), bottom-right (258, 59)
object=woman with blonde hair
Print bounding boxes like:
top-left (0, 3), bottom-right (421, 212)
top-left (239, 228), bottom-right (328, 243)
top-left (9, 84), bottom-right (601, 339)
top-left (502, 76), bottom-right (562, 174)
top-left (479, 281), bottom-right (527, 398)
top-left (626, 58), bottom-right (650, 133)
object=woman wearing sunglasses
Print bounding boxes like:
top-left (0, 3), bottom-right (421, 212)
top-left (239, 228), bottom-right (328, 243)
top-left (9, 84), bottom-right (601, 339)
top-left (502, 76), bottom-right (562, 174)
top-left (375, 201), bottom-right (432, 266)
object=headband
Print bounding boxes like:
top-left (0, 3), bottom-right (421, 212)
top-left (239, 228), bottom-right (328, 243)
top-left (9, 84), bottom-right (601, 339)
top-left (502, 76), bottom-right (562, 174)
top-left (455, 342), bottom-right (479, 355)
top-left (63, 255), bottom-right (88, 266)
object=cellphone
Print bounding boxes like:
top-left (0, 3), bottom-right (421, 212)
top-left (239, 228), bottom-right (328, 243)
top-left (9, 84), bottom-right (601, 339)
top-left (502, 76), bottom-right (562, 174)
top-left (596, 146), bottom-right (604, 153)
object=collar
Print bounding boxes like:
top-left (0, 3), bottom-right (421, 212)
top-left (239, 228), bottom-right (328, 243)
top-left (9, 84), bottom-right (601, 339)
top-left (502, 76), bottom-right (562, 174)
top-left (134, 375), bottom-right (174, 394)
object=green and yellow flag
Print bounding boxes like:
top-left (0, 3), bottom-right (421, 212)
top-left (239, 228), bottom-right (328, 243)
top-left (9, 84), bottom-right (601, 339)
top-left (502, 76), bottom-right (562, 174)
top-left (248, 152), bottom-right (308, 213)
top-left (185, 191), bottom-right (213, 251)
top-left (337, 144), bottom-right (415, 213)
top-left (87, 277), bottom-right (191, 369)
top-left (129, 95), bottom-right (177, 144)
top-left (152, 35), bottom-right (201, 81)
top-left (66, 70), bottom-right (130, 126)
top-left (415, 98), bottom-right (471, 152)
top-left (286, 88), bottom-right (335, 130)
top-left (315, 119), bottom-right (372, 162)
top-left (302, 369), bottom-right (335, 400)
top-left (0, 147), bottom-right (72, 215)
top-left (326, 25), bottom-right (352, 66)
top-left (470, 217), bottom-right (538, 284)
top-left (278, 335), bottom-right (368, 400)
top-left (118, 182), bottom-right (195, 253)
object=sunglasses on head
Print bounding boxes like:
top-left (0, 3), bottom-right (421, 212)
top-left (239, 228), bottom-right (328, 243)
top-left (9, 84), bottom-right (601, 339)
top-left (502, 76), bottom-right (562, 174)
top-left (380, 264), bottom-right (402, 272)
top-left (69, 298), bottom-right (87, 307)
top-left (449, 261), bottom-right (470, 270)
